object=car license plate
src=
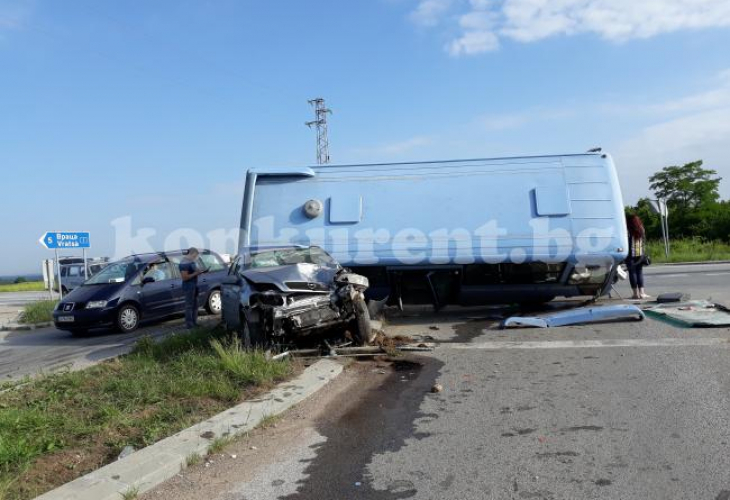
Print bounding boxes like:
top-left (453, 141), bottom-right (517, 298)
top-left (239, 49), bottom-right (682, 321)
top-left (58, 316), bottom-right (75, 323)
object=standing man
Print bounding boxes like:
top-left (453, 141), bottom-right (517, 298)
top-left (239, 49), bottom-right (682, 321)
top-left (179, 247), bottom-right (206, 329)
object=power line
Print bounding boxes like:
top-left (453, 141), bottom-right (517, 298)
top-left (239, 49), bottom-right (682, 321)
top-left (306, 98), bottom-right (332, 165)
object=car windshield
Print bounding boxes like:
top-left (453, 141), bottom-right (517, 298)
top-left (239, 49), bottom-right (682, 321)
top-left (246, 247), bottom-right (338, 269)
top-left (84, 259), bottom-right (147, 285)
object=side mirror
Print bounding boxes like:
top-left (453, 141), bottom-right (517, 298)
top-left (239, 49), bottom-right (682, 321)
top-left (222, 275), bottom-right (240, 285)
top-left (141, 276), bottom-right (155, 285)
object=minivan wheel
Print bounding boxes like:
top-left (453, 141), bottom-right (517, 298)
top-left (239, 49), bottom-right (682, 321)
top-left (116, 304), bottom-right (140, 333)
top-left (205, 290), bottom-right (222, 315)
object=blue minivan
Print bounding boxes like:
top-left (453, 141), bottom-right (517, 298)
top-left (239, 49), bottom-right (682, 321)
top-left (52, 249), bottom-right (228, 335)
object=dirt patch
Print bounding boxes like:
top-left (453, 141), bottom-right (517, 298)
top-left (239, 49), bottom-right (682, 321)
top-left (14, 448), bottom-right (108, 500)
top-left (374, 332), bottom-right (414, 351)
top-left (141, 356), bottom-right (443, 500)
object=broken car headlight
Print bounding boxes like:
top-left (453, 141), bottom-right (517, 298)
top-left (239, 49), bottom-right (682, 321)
top-left (256, 291), bottom-right (285, 306)
top-left (335, 273), bottom-right (369, 290)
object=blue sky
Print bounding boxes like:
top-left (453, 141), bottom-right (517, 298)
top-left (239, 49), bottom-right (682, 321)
top-left (1, 0), bottom-right (729, 275)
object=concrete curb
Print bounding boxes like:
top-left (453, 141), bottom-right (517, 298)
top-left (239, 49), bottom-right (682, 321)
top-left (1, 321), bottom-right (53, 331)
top-left (657, 260), bottom-right (730, 266)
top-left (34, 359), bottom-right (344, 500)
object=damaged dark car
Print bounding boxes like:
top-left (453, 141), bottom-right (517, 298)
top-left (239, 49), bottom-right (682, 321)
top-left (221, 246), bottom-right (373, 348)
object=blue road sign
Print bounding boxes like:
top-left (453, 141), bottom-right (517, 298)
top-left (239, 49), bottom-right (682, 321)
top-left (39, 231), bottom-right (91, 249)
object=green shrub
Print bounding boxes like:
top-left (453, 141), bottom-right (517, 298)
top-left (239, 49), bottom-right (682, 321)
top-left (18, 301), bottom-right (57, 324)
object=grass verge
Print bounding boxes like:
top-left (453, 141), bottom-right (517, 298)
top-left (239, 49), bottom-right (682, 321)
top-left (646, 238), bottom-right (730, 264)
top-left (0, 282), bottom-right (45, 293)
top-left (18, 301), bottom-right (57, 325)
top-left (0, 326), bottom-right (292, 500)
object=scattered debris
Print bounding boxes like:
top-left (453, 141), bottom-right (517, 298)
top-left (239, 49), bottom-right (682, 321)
top-left (270, 351), bottom-right (291, 361)
top-left (250, 446), bottom-right (258, 451)
top-left (431, 384), bottom-right (443, 393)
top-left (429, 326), bottom-right (440, 331)
top-left (656, 292), bottom-right (690, 303)
top-left (644, 300), bottom-right (730, 327)
top-left (117, 446), bottom-right (135, 461)
top-left (502, 304), bottom-right (644, 328)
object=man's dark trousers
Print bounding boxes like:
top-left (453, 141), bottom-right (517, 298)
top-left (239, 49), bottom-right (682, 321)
top-left (184, 285), bottom-right (198, 328)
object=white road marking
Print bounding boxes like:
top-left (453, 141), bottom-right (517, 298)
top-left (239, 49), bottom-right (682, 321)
top-left (652, 273), bottom-right (690, 278)
top-left (705, 272), bottom-right (730, 276)
top-left (444, 337), bottom-right (730, 350)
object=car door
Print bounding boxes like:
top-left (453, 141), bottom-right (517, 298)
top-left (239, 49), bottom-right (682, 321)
top-left (168, 262), bottom-right (186, 311)
top-left (139, 262), bottom-right (178, 318)
top-left (198, 252), bottom-right (229, 293)
top-left (221, 257), bottom-right (242, 329)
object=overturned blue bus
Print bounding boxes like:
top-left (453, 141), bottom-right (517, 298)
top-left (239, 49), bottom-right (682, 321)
top-left (236, 153), bottom-right (628, 307)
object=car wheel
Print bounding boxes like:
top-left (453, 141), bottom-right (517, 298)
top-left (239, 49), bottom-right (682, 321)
top-left (349, 297), bottom-right (373, 346)
top-left (116, 304), bottom-right (140, 333)
top-left (240, 311), bottom-right (267, 349)
top-left (205, 289), bottom-right (222, 315)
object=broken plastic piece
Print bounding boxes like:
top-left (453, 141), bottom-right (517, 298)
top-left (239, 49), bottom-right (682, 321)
top-left (656, 292), bottom-right (690, 303)
top-left (644, 300), bottom-right (730, 327)
top-left (502, 304), bottom-right (645, 329)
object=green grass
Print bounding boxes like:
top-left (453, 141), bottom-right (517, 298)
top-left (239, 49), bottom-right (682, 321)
top-left (120, 486), bottom-right (139, 500)
top-left (256, 413), bottom-right (282, 430)
top-left (208, 436), bottom-right (234, 455)
top-left (18, 301), bottom-right (57, 325)
top-left (646, 238), bottom-right (730, 264)
top-left (0, 326), bottom-right (292, 500)
top-left (185, 452), bottom-right (203, 467)
top-left (0, 282), bottom-right (45, 293)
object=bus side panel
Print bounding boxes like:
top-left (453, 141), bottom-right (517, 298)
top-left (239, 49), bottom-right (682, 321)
top-left (249, 160), bottom-right (579, 266)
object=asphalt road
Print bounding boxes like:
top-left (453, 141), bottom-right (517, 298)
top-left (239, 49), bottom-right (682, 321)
top-left (0, 291), bottom-right (51, 306)
top-left (141, 262), bottom-right (730, 500)
top-left (0, 316), bottom-right (219, 380)
top-left (2, 262), bottom-right (727, 382)
top-left (617, 262), bottom-right (730, 304)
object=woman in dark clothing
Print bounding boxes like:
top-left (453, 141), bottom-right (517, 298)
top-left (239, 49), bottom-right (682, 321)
top-left (626, 214), bottom-right (650, 299)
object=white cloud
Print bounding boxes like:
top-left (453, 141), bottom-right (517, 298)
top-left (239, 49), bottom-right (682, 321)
top-left (447, 29), bottom-right (499, 55)
top-left (611, 70), bottom-right (730, 203)
top-left (409, 0), bottom-right (730, 56)
top-left (409, 0), bottom-right (453, 27)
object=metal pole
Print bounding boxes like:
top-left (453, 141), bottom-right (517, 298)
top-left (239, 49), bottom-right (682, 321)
top-left (664, 215), bottom-right (670, 255)
top-left (83, 248), bottom-right (88, 280)
top-left (55, 249), bottom-right (63, 300)
top-left (660, 215), bottom-right (668, 258)
top-left (46, 259), bottom-right (54, 301)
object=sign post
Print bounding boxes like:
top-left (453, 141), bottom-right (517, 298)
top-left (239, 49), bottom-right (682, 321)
top-left (39, 232), bottom-right (91, 300)
top-left (649, 200), bottom-right (670, 258)
top-left (42, 259), bottom-right (56, 300)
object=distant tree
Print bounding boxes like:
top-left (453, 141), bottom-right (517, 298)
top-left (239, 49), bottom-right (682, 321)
top-left (649, 160), bottom-right (721, 210)
top-left (14, 276), bottom-right (27, 284)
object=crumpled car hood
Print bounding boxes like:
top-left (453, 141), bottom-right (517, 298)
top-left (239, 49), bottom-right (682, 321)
top-left (241, 263), bottom-right (338, 290)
